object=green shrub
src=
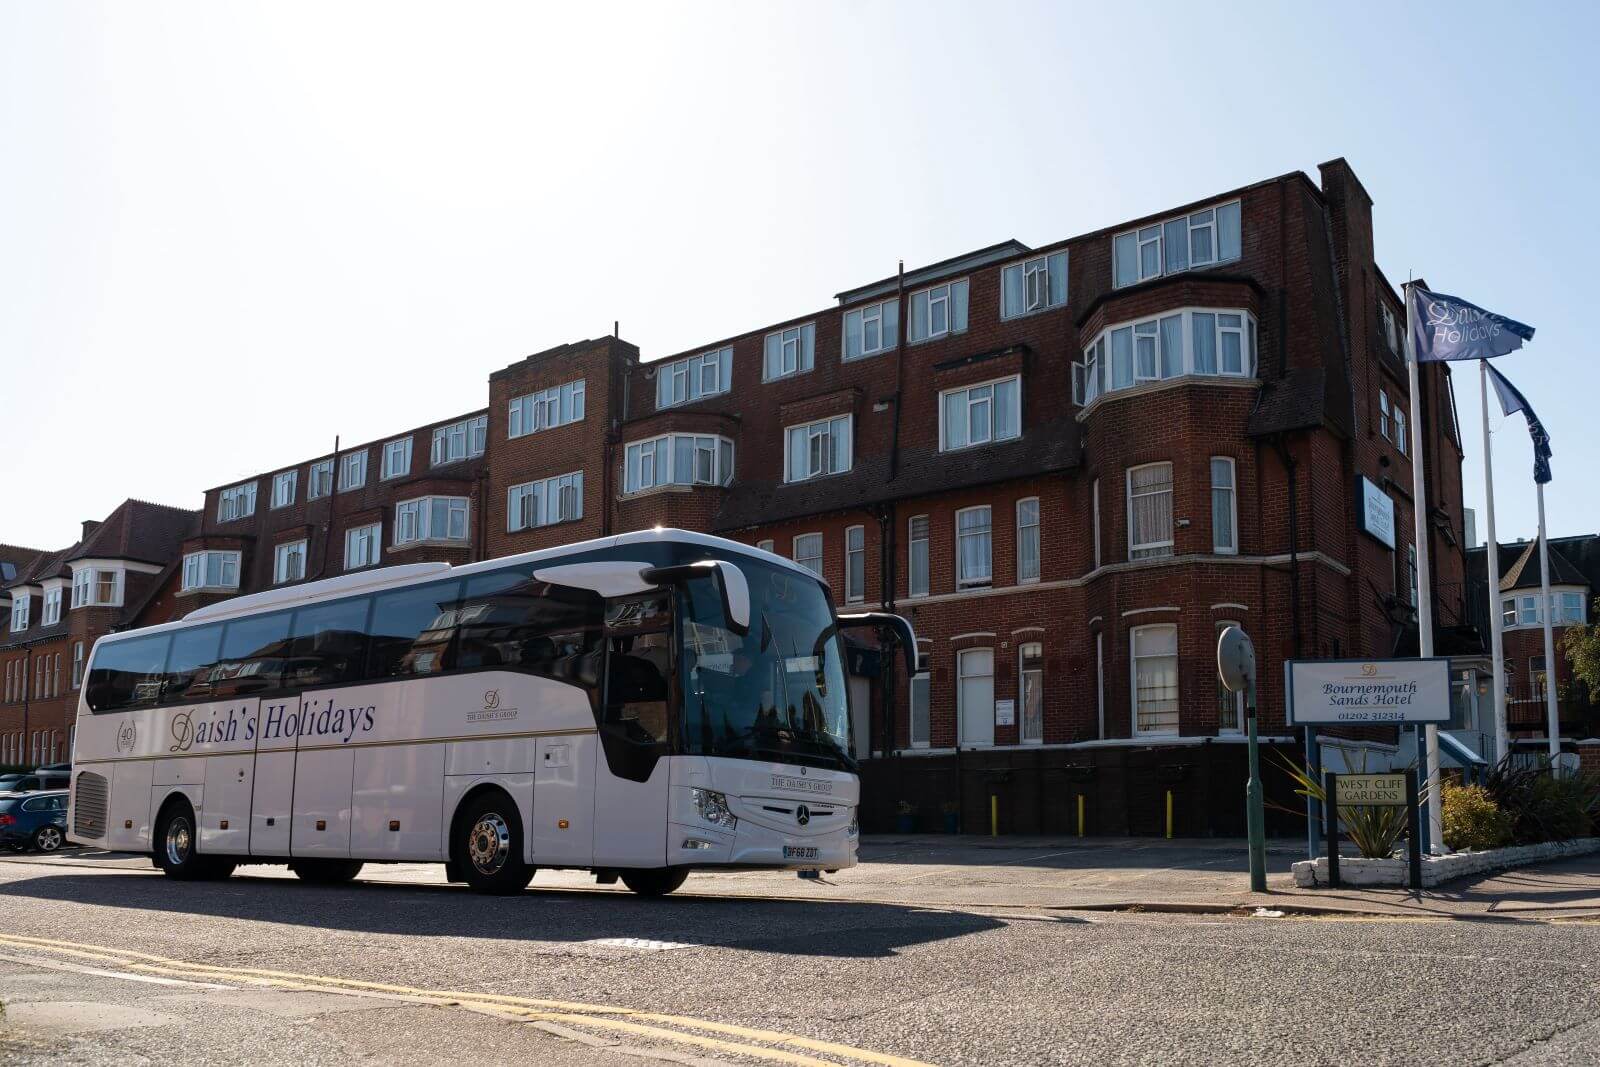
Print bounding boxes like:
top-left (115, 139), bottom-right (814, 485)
top-left (1441, 784), bottom-right (1514, 851)
top-left (1485, 762), bottom-right (1600, 844)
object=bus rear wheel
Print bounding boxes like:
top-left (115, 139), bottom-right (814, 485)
top-left (620, 868), bottom-right (689, 897)
top-left (456, 792), bottom-right (533, 896)
top-left (154, 802), bottom-right (232, 881)
top-left (290, 860), bottom-right (364, 884)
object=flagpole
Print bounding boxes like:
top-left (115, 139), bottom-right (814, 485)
top-left (1480, 360), bottom-right (1509, 766)
top-left (1403, 281), bottom-right (1445, 853)
top-left (1536, 481), bottom-right (1562, 765)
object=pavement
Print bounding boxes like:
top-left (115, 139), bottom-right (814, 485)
top-left (2, 836), bottom-right (1599, 1064)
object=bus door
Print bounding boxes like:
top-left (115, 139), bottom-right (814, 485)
top-left (590, 593), bottom-right (672, 868)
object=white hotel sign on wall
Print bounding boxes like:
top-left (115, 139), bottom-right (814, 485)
top-left (1286, 658), bottom-right (1451, 725)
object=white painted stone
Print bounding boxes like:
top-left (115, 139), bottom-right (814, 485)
top-left (1291, 837), bottom-right (1600, 889)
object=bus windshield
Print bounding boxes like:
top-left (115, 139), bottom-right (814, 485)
top-left (676, 557), bottom-right (852, 771)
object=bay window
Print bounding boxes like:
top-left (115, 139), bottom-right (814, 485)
top-left (1113, 200), bottom-right (1241, 288)
top-left (940, 376), bottom-right (1021, 451)
top-left (624, 434), bottom-right (735, 493)
top-left (1132, 624), bottom-right (1180, 734)
top-left (908, 279), bottom-right (969, 343)
top-left (1074, 308), bottom-right (1257, 406)
top-left (9, 596), bottom-right (28, 632)
top-left (41, 588), bottom-right (62, 626)
top-left (1001, 251), bottom-right (1068, 319)
top-left (181, 551), bottom-right (239, 593)
top-left (508, 471), bottom-right (585, 531)
top-left (1128, 462), bottom-right (1174, 560)
top-left (656, 350), bottom-right (730, 409)
top-left (394, 496), bottom-right (469, 545)
top-left (784, 416), bottom-right (851, 482)
top-left (763, 323), bottom-right (816, 381)
top-left (844, 300), bottom-right (900, 360)
top-left (511, 378), bottom-right (587, 436)
top-left (956, 506), bottom-right (992, 588)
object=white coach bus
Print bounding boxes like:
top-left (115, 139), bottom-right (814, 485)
top-left (67, 529), bottom-right (913, 896)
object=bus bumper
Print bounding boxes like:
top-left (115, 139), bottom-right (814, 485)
top-left (668, 820), bottom-right (858, 871)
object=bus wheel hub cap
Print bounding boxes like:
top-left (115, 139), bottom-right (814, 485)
top-left (166, 821), bottom-right (191, 865)
top-left (469, 814), bottom-right (510, 874)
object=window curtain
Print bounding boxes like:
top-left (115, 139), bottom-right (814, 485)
top-left (1129, 465), bottom-right (1173, 556)
top-left (957, 508), bottom-right (992, 583)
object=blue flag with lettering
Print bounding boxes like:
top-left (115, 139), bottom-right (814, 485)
top-left (1486, 362), bottom-right (1552, 484)
top-left (1409, 285), bottom-right (1535, 362)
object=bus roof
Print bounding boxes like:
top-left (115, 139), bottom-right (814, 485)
top-left (99, 528), bottom-right (822, 646)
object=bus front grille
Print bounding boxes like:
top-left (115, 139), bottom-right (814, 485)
top-left (73, 771), bottom-right (109, 839)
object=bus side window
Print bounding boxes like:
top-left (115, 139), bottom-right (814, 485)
top-left (456, 569), bottom-right (604, 692)
top-left (213, 612), bottom-right (291, 697)
top-left (85, 632), bottom-right (172, 713)
top-left (366, 580), bottom-right (463, 679)
top-left (163, 624), bottom-right (223, 704)
top-left (286, 596), bottom-right (372, 689)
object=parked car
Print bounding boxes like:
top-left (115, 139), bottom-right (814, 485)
top-left (0, 790), bottom-right (69, 852)
top-left (0, 770), bottom-right (71, 795)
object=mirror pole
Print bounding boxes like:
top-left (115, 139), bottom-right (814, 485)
top-left (1245, 678), bottom-right (1267, 893)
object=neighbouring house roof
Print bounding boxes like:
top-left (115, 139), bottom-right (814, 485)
top-left (66, 499), bottom-right (200, 567)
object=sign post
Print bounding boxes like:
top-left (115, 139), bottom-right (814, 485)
top-left (1218, 627), bottom-right (1265, 892)
top-left (1323, 771), bottom-right (1415, 891)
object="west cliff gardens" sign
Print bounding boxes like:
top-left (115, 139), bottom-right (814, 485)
top-left (1285, 658), bottom-right (1451, 725)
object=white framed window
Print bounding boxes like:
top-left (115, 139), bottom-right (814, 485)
top-left (908, 279), bottom-right (970, 343)
top-left (1132, 623), bottom-right (1180, 735)
top-left (345, 522), bottom-right (382, 570)
top-left (508, 471), bottom-right (585, 531)
top-left (1001, 251), bottom-right (1068, 319)
top-left (909, 668), bottom-right (931, 748)
top-left (1518, 594), bottom-right (1539, 627)
top-left (1393, 404), bottom-right (1408, 456)
top-left (382, 437), bottom-right (413, 480)
top-left (9, 596), bottom-right (28, 632)
top-left (1128, 462), bottom-right (1174, 560)
top-left (72, 642), bottom-right (83, 689)
top-left (71, 570), bottom-right (88, 607)
top-left (843, 300), bottom-right (899, 361)
top-left (784, 415), bottom-right (852, 483)
top-left (69, 569), bottom-right (124, 608)
top-left (957, 647), bottom-right (995, 747)
top-left (1501, 597), bottom-right (1517, 627)
top-left (656, 350), bottom-right (731, 409)
top-left (307, 459), bottom-right (334, 500)
top-left (181, 551), bottom-right (239, 592)
top-left (1215, 622), bottom-right (1243, 734)
top-left (1211, 457), bottom-right (1237, 554)
top-left (1092, 478), bottom-right (1102, 569)
top-left (907, 515), bottom-right (929, 598)
top-left (956, 506), bottom-right (992, 588)
top-left (339, 450), bottom-right (368, 491)
top-left (763, 323), bottom-right (816, 381)
top-left (1074, 308), bottom-right (1257, 406)
top-left (793, 533), bottom-right (823, 577)
top-left (273, 540), bottom-right (307, 584)
top-left (431, 415), bottom-right (487, 466)
top-left (271, 470), bottom-right (297, 509)
top-left (1561, 591), bottom-right (1586, 624)
top-left (1019, 641), bottom-right (1044, 744)
top-left (940, 376), bottom-right (1021, 452)
top-left (1378, 391), bottom-right (1391, 440)
top-left (218, 482), bottom-right (257, 522)
top-left (754, 539), bottom-right (775, 554)
top-left (41, 588), bottom-right (61, 626)
top-left (1113, 200), bottom-right (1241, 288)
top-left (845, 525), bottom-right (865, 603)
top-left (511, 378), bottom-right (587, 436)
top-left (1381, 303), bottom-right (1400, 354)
top-left (624, 434), bottom-right (735, 493)
top-left (394, 496), bottom-right (470, 545)
top-left (1016, 497), bottom-right (1040, 583)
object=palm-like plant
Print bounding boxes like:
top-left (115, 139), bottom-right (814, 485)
top-left (1273, 751), bottom-right (1425, 859)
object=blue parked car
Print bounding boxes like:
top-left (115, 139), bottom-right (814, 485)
top-left (0, 790), bottom-right (68, 852)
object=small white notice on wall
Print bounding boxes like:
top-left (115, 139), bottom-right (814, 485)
top-left (994, 699), bottom-right (1015, 726)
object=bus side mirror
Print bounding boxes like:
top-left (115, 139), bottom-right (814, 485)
top-left (835, 612), bottom-right (918, 678)
top-left (639, 560), bottom-right (750, 636)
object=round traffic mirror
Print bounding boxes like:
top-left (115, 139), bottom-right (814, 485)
top-left (1217, 625), bottom-right (1255, 694)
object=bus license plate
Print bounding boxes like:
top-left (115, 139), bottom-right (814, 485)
top-left (783, 845), bottom-right (819, 860)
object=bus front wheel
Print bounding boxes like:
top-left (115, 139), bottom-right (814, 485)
top-left (620, 868), bottom-right (689, 897)
top-left (154, 801), bottom-right (233, 881)
top-left (455, 791), bottom-right (533, 896)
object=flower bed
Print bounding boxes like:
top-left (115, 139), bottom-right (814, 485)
top-left (1291, 837), bottom-right (1600, 888)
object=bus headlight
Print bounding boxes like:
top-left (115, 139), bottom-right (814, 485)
top-left (691, 788), bottom-right (737, 830)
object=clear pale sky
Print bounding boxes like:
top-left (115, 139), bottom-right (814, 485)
top-left (2, 1), bottom-right (1595, 551)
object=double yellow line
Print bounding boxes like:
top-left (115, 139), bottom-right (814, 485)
top-left (0, 933), bottom-right (932, 1067)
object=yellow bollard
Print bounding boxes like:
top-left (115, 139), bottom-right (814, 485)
top-left (1077, 794), bottom-right (1085, 838)
top-left (1166, 790), bottom-right (1174, 839)
top-left (990, 795), bottom-right (998, 838)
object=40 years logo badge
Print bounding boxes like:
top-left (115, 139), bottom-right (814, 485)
top-left (115, 720), bottom-right (137, 754)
